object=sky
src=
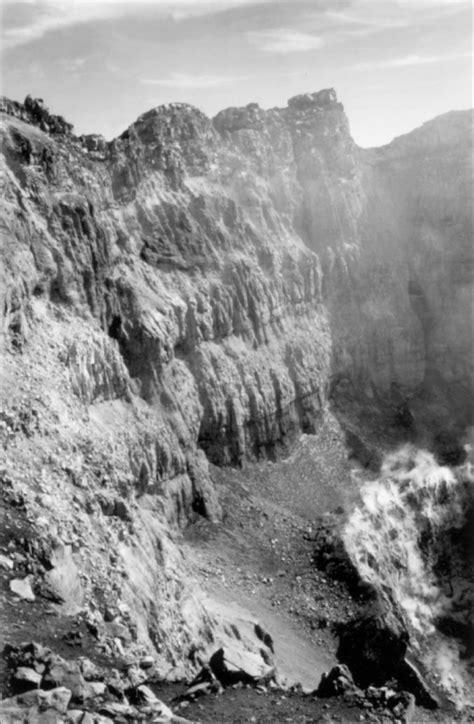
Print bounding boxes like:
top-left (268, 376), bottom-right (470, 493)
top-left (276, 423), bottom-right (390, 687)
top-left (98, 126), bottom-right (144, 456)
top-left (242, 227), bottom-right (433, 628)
top-left (0, 0), bottom-right (472, 147)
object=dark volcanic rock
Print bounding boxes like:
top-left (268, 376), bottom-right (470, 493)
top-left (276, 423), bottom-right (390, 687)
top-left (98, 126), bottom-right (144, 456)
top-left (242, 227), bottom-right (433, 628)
top-left (398, 658), bottom-right (440, 709)
top-left (312, 517), bottom-right (364, 595)
top-left (336, 598), bottom-right (409, 687)
top-left (316, 664), bottom-right (359, 697)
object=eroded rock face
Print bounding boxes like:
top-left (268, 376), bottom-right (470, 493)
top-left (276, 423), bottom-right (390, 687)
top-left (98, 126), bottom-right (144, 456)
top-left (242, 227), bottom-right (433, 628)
top-left (0, 91), bottom-right (471, 673)
top-left (1, 94), bottom-right (334, 471)
top-left (2, 92), bottom-right (472, 458)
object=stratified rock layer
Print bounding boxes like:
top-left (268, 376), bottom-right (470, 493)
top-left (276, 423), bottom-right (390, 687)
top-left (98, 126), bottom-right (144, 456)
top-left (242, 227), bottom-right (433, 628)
top-left (1, 93), bottom-right (336, 472)
top-left (2, 91), bottom-right (472, 448)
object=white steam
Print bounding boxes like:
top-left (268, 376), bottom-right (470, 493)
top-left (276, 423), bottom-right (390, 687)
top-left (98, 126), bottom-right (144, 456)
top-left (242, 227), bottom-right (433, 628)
top-left (343, 445), bottom-right (474, 705)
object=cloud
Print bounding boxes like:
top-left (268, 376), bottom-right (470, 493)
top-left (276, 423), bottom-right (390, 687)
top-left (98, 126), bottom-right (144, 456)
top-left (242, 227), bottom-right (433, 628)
top-left (350, 51), bottom-right (473, 71)
top-left (324, 9), bottom-right (400, 30)
top-left (388, 0), bottom-right (469, 4)
top-left (2, 2), bottom-right (124, 49)
top-left (141, 72), bottom-right (240, 88)
top-left (246, 28), bottom-right (324, 54)
top-left (61, 57), bottom-right (88, 73)
top-left (323, 0), bottom-right (470, 36)
top-left (105, 61), bottom-right (121, 74)
top-left (1, 0), bottom-right (273, 50)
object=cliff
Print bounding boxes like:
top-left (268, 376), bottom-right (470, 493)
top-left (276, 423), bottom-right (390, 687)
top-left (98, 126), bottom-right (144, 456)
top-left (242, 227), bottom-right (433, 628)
top-left (0, 90), bottom-right (472, 677)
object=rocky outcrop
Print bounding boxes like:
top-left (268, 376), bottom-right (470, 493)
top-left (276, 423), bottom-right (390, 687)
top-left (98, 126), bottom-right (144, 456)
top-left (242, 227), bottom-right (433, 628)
top-left (1, 642), bottom-right (194, 722)
top-left (0, 94), bottom-right (73, 135)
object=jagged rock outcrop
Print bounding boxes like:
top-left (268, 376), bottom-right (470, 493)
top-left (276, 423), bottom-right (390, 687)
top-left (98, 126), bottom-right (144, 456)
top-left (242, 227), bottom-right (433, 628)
top-left (0, 90), bottom-right (472, 676)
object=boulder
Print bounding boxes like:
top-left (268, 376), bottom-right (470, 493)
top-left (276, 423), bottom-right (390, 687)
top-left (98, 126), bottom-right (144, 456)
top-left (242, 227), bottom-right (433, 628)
top-left (78, 656), bottom-right (104, 681)
top-left (98, 701), bottom-right (138, 718)
top-left (42, 658), bottom-right (88, 703)
top-left (123, 663), bottom-right (147, 688)
top-left (135, 684), bottom-right (175, 719)
top-left (105, 619), bottom-right (132, 645)
top-left (389, 691), bottom-right (417, 723)
top-left (9, 576), bottom-right (35, 601)
top-left (0, 553), bottom-right (14, 570)
top-left (316, 664), bottom-right (359, 697)
top-left (184, 663), bottom-right (222, 699)
top-left (209, 646), bottom-right (275, 686)
top-left (135, 683), bottom-right (160, 705)
top-left (184, 680), bottom-right (216, 698)
top-left (98, 495), bottom-right (131, 520)
top-left (84, 680), bottom-right (106, 698)
top-left (139, 655), bottom-right (154, 669)
top-left (12, 666), bottom-right (42, 692)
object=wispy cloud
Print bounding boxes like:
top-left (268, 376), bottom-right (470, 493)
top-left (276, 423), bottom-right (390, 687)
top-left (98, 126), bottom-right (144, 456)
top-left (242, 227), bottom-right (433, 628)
top-left (2, 0), bottom-right (273, 50)
top-left (324, 9), bottom-right (403, 30)
top-left (246, 28), bottom-right (323, 54)
top-left (386, 0), bottom-right (469, 5)
top-left (323, 0), bottom-right (470, 37)
top-left (2, 2), bottom-right (124, 49)
top-left (351, 51), bottom-right (473, 71)
top-left (61, 57), bottom-right (88, 73)
top-left (105, 61), bottom-right (121, 74)
top-left (141, 72), bottom-right (240, 89)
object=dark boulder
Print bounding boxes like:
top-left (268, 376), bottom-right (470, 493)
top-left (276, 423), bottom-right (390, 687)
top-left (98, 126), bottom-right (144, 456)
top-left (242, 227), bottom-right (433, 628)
top-left (11, 667), bottom-right (42, 694)
top-left (316, 664), bottom-right (359, 697)
top-left (388, 691), bottom-right (416, 722)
